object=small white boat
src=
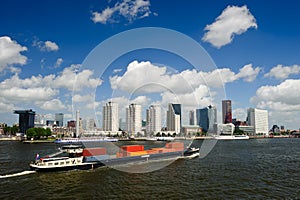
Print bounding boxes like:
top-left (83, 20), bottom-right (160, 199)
top-left (214, 135), bottom-right (250, 140)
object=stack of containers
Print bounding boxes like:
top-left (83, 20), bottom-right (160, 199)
top-left (83, 147), bottom-right (110, 162)
top-left (117, 145), bottom-right (145, 158)
top-left (164, 142), bottom-right (184, 153)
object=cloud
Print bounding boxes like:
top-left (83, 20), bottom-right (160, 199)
top-left (113, 68), bottom-right (122, 74)
top-left (0, 64), bottom-right (102, 113)
top-left (54, 64), bottom-right (102, 91)
top-left (0, 86), bottom-right (58, 102)
top-left (0, 36), bottom-right (27, 72)
top-left (264, 64), bottom-right (300, 80)
top-left (33, 39), bottom-right (59, 51)
top-left (235, 64), bottom-right (261, 82)
top-left (0, 102), bottom-right (15, 113)
top-left (54, 58), bottom-right (63, 68)
top-left (232, 108), bottom-right (247, 121)
top-left (72, 94), bottom-right (94, 103)
top-left (251, 79), bottom-right (300, 111)
top-left (110, 61), bottom-right (260, 94)
top-left (39, 99), bottom-right (66, 111)
top-left (44, 41), bottom-right (59, 51)
top-left (91, 0), bottom-right (151, 24)
top-left (202, 5), bottom-right (257, 48)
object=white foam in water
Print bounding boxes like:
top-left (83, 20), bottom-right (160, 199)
top-left (0, 170), bottom-right (36, 179)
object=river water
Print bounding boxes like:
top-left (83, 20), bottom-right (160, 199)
top-left (0, 138), bottom-right (299, 199)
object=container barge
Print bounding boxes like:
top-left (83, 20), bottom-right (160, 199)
top-left (29, 142), bottom-right (199, 172)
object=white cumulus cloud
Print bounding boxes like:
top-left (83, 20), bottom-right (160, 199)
top-left (251, 79), bottom-right (300, 111)
top-left (92, 0), bottom-right (151, 24)
top-left (33, 39), bottom-right (59, 51)
top-left (0, 64), bottom-right (102, 113)
top-left (202, 5), bottom-right (257, 48)
top-left (110, 61), bottom-right (260, 94)
top-left (0, 36), bottom-right (27, 72)
top-left (40, 99), bottom-right (66, 111)
top-left (264, 64), bottom-right (300, 80)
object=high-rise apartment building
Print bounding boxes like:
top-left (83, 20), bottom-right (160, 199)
top-left (103, 102), bottom-right (119, 132)
top-left (126, 104), bottom-right (142, 135)
top-left (196, 105), bottom-right (217, 133)
top-left (247, 108), bottom-right (269, 135)
top-left (189, 110), bottom-right (195, 125)
top-left (55, 113), bottom-right (64, 127)
top-left (167, 103), bottom-right (181, 134)
top-left (222, 100), bottom-right (232, 124)
top-left (146, 105), bottom-right (161, 134)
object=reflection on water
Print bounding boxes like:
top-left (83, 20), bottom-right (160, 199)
top-left (0, 139), bottom-right (299, 199)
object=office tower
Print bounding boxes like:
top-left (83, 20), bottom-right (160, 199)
top-left (189, 110), bottom-right (195, 125)
top-left (167, 103), bottom-right (181, 134)
top-left (222, 100), bottom-right (232, 124)
top-left (55, 113), bottom-right (64, 127)
top-left (103, 101), bottom-right (119, 132)
top-left (126, 104), bottom-right (142, 135)
top-left (14, 109), bottom-right (35, 133)
top-left (247, 108), bottom-right (269, 135)
top-left (146, 105), bottom-right (161, 134)
top-left (196, 105), bottom-right (217, 133)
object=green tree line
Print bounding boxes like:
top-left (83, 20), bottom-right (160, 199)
top-left (3, 125), bottom-right (19, 135)
top-left (26, 127), bottom-right (52, 140)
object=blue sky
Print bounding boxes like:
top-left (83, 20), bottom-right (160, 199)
top-left (0, 0), bottom-right (300, 129)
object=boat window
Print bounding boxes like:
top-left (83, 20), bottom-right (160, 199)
top-left (66, 161), bottom-right (70, 164)
top-left (60, 162), bottom-right (64, 165)
top-left (48, 163), bottom-right (52, 166)
top-left (54, 162), bottom-right (58, 165)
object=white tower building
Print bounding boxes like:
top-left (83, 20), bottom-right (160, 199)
top-left (146, 105), bottom-right (161, 135)
top-left (167, 103), bottom-right (181, 134)
top-left (126, 104), bottom-right (142, 136)
top-left (103, 102), bottom-right (119, 132)
top-left (247, 108), bottom-right (269, 135)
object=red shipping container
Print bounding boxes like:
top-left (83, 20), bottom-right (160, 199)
top-left (120, 145), bottom-right (144, 152)
top-left (83, 148), bottom-right (106, 156)
top-left (165, 142), bottom-right (184, 149)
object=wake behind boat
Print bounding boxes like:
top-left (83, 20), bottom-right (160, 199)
top-left (30, 142), bottom-right (199, 172)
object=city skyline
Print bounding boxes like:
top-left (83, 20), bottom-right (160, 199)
top-left (0, 0), bottom-right (300, 129)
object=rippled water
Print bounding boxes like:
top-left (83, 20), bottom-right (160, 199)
top-left (0, 139), bottom-right (299, 199)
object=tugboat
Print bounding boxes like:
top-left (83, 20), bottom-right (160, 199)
top-left (30, 142), bottom-right (199, 172)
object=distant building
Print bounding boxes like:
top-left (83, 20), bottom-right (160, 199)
top-left (222, 100), bottom-right (232, 124)
top-left (218, 123), bottom-right (235, 135)
top-left (85, 118), bottom-right (96, 131)
top-left (146, 105), bottom-right (161, 135)
top-left (235, 125), bottom-right (255, 135)
top-left (46, 120), bottom-right (55, 126)
top-left (182, 125), bottom-right (201, 137)
top-left (119, 118), bottom-right (126, 131)
top-left (247, 108), bottom-right (269, 135)
top-left (167, 103), bottom-right (181, 134)
top-left (126, 104), bottom-right (142, 136)
top-left (189, 110), bottom-right (195, 125)
top-left (67, 120), bottom-right (76, 128)
top-left (196, 105), bottom-right (217, 133)
top-left (103, 102), bottom-right (119, 132)
top-left (14, 109), bottom-right (35, 133)
top-left (55, 113), bottom-right (64, 127)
